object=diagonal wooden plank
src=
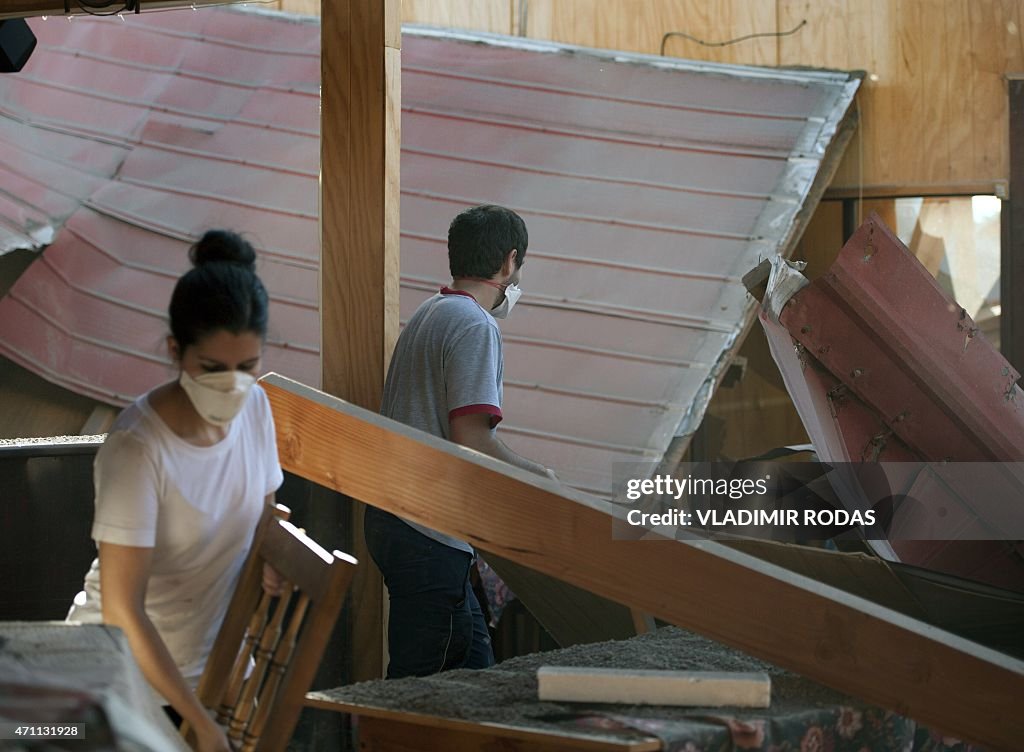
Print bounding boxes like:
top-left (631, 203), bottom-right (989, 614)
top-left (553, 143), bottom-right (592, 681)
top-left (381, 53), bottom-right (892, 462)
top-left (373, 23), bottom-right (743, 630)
top-left (262, 372), bottom-right (1024, 751)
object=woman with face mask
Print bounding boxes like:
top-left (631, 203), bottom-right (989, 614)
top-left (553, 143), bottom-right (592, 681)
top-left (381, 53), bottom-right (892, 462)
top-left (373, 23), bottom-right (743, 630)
top-left (67, 230), bottom-right (283, 752)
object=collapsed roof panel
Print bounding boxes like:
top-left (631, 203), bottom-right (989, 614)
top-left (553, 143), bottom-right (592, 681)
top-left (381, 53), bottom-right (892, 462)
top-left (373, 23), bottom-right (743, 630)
top-left (0, 8), bottom-right (859, 494)
top-left (759, 214), bottom-right (1024, 592)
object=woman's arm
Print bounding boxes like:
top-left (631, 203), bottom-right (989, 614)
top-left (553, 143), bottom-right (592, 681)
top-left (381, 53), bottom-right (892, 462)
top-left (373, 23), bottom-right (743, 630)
top-left (260, 493), bottom-right (287, 596)
top-left (98, 542), bottom-right (231, 752)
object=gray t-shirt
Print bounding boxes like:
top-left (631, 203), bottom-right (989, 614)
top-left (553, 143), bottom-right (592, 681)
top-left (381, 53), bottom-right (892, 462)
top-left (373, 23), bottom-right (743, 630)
top-left (381, 288), bottom-right (503, 551)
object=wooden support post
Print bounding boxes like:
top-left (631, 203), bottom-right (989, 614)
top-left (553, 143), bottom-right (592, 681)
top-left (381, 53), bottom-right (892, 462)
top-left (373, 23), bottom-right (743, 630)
top-left (263, 373), bottom-right (1024, 752)
top-left (320, 0), bottom-right (400, 682)
top-left (1002, 77), bottom-right (1024, 374)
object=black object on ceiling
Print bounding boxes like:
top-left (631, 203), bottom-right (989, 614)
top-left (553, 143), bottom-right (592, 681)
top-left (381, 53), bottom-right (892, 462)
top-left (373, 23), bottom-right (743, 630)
top-left (0, 19), bottom-right (37, 74)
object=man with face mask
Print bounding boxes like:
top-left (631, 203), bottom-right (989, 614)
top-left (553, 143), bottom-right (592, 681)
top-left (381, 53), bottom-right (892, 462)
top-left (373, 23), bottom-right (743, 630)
top-left (365, 204), bottom-right (556, 679)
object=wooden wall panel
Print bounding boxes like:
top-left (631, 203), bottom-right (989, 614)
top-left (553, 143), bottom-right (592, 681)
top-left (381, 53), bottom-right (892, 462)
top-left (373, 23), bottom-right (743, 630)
top-left (778, 0), bottom-right (1024, 195)
top-left (402, 0), bottom-right (513, 34)
top-left (274, 0), bottom-right (320, 15)
top-left (525, 0), bottom-right (777, 64)
top-left (0, 356), bottom-right (101, 439)
top-left (969, 1), bottom-right (1022, 184)
top-left (656, 0), bottom-right (779, 65)
top-left (274, 2), bottom-right (515, 34)
top-left (705, 331), bottom-right (810, 461)
top-left (515, 0), bottom-right (1022, 194)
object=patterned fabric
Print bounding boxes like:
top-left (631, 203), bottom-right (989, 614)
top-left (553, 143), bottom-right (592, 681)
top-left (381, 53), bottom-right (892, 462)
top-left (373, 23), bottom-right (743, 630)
top-left (475, 555), bottom-right (514, 627)
top-left (563, 707), bottom-right (983, 752)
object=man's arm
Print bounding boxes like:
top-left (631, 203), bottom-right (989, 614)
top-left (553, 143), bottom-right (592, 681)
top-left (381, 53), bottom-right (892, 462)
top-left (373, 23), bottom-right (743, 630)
top-left (450, 413), bottom-right (557, 480)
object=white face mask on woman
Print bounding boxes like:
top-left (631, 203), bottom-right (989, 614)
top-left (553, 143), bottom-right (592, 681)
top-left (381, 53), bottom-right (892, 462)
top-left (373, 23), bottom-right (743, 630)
top-left (179, 370), bottom-right (256, 426)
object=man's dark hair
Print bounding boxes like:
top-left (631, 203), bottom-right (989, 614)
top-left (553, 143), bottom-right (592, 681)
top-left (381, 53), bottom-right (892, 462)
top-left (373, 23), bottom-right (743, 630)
top-left (448, 205), bottom-right (528, 279)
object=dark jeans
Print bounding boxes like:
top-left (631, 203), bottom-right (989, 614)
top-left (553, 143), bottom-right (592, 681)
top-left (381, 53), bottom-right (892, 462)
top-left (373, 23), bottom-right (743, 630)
top-left (364, 506), bottom-right (494, 678)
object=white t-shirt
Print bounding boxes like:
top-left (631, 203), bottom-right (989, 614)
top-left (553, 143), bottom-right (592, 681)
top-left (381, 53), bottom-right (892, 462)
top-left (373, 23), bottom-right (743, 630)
top-left (67, 383), bottom-right (284, 694)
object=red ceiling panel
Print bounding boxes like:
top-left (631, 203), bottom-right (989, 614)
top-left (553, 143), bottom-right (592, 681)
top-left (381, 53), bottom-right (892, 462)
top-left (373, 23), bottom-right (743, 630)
top-left (762, 214), bottom-right (1024, 590)
top-left (0, 9), bottom-right (858, 498)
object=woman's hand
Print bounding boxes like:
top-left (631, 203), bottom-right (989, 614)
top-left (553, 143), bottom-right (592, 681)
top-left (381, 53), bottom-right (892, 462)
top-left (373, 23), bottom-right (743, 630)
top-left (261, 562), bottom-right (288, 597)
top-left (193, 715), bottom-right (233, 752)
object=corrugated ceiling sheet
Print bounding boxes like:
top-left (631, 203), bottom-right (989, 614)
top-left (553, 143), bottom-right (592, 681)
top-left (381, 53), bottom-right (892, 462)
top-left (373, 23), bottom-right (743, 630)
top-left (0, 9), bottom-right (858, 496)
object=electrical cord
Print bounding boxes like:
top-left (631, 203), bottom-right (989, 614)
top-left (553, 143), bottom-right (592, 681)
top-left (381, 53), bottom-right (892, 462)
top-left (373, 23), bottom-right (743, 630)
top-left (661, 19), bottom-right (807, 56)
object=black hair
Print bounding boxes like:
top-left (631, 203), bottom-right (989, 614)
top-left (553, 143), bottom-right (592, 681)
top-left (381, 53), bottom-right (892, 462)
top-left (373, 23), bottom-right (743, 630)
top-left (448, 205), bottom-right (528, 279)
top-left (168, 229), bottom-right (269, 353)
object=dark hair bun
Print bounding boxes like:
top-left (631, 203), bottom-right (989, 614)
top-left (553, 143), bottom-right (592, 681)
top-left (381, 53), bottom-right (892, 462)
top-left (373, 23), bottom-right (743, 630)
top-left (189, 229), bottom-right (257, 270)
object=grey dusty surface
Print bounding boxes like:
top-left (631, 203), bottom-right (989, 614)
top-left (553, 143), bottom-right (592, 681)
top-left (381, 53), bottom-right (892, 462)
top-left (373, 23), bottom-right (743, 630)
top-left (312, 627), bottom-right (859, 744)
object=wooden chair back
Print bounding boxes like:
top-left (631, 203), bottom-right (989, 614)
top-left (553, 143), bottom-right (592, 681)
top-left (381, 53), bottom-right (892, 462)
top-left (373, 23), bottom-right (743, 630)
top-left (187, 503), bottom-right (357, 752)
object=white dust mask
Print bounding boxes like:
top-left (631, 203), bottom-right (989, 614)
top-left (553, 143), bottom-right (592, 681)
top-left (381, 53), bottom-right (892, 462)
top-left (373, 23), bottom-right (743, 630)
top-left (179, 370), bottom-right (256, 426)
top-left (490, 283), bottom-right (522, 319)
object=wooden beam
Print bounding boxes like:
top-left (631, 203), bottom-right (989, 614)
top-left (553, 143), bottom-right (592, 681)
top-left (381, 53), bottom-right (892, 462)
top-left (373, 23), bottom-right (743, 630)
top-left (1002, 79), bottom-right (1024, 374)
top-left (307, 704), bottom-right (660, 752)
top-left (320, 0), bottom-right (400, 682)
top-left (79, 405), bottom-right (117, 436)
top-left (824, 181), bottom-right (1007, 201)
top-left (0, 0), bottom-right (236, 18)
top-left (263, 373), bottom-right (1024, 752)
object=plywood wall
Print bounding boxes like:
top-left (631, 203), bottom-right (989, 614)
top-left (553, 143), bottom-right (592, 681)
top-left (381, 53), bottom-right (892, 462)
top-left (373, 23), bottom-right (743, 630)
top-left (526, 0), bottom-right (1022, 196)
top-left (526, 0), bottom-right (779, 64)
top-left (775, 0), bottom-right (1023, 196)
top-left (274, 0), bottom-right (319, 16)
top-left (274, 0), bottom-right (516, 33)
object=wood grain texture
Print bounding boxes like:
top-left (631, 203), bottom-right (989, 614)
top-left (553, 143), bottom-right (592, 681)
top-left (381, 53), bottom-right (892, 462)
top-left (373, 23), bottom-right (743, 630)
top-left (778, 0), bottom-right (1024, 194)
top-left (0, 356), bottom-right (100, 440)
top-left (320, 0), bottom-right (400, 683)
top-left (509, 0), bottom-right (1024, 193)
top-left (321, 0), bottom-right (400, 409)
top-left (274, 0), bottom-right (320, 15)
top-left (402, 0), bottom-right (513, 33)
top-left (1003, 78), bottom-right (1024, 374)
top-left (195, 504), bottom-right (356, 752)
top-left (311, 706), bottom-right (661, 751)
top-left (704, 324), bottom-right (810, 461)
top-left (656, 0), bottom-right (779, 64)
top-left (264, 373), bottom-right (1024, 751)
top-left (537, 667), bottom-right (771, 708)
top-left (525, 0), bottom-right (777, 63)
